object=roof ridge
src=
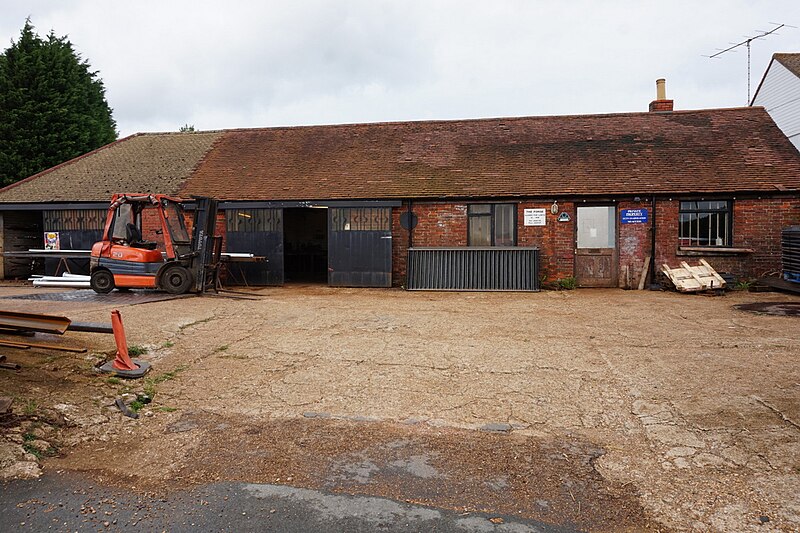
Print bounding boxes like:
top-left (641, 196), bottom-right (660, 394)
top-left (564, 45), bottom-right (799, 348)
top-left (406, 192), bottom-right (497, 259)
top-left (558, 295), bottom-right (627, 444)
top-left (146, 106), bottom-right (766, 137)
top-left (134, 130), bottom-right (226, 136)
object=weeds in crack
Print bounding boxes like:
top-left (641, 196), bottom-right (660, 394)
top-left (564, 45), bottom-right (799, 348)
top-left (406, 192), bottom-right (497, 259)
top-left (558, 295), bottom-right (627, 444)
top-left (127, 344), bottom-right (148, 356)
top-left (179, 316), bottom-right (215, 331)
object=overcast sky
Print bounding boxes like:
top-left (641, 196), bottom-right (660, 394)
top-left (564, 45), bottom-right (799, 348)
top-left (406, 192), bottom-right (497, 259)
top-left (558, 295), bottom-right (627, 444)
top-left (2, 1), bottom-right (799, 138)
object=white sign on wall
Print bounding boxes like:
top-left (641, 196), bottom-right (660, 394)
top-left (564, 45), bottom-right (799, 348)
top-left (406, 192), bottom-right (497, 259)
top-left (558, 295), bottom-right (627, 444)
top-left (523, 208), bottom-right (547, 226)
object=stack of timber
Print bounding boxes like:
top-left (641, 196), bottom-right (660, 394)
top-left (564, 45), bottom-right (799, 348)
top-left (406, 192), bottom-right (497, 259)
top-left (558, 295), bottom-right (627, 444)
top-left (0, 310), bottom-right (88, 357)
top-left (662, 259), bottom-right (727, 292)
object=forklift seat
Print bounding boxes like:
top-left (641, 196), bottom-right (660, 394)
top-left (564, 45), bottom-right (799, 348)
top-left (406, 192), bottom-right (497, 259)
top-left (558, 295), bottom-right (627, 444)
top-left (125, 223), bottom-right (158, 250)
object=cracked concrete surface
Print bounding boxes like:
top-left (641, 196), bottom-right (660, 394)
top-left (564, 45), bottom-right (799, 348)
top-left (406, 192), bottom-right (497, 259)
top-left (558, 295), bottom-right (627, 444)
top-left (2, 285), bottom-right (799, 531)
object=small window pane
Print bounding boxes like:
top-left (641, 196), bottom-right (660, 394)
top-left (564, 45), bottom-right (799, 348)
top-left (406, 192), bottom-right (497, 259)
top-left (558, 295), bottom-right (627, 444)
top-left (469, 216), bottom-right (491, 246)
top-left (111, 204), bottom-right (132, 241)
top-left (469, 204), bottom-right (492, 215)
top-left (577, 206), bottom-right (615, 248)
top-left (678, 201), bottom-right (731, 247)
top-left (494, 204), bottom-right (515, 246)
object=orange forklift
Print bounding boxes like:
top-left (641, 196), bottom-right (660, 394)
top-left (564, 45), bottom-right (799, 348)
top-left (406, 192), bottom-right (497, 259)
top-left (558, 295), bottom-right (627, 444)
top-left (89, 194), bottom-right (221, 294)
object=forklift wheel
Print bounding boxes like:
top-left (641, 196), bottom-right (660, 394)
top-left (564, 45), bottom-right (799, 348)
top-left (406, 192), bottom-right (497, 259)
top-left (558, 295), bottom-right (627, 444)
top-left (90, 270), bottom-right (115, 294)
top-left (161, 265), bottom-right (193, 294)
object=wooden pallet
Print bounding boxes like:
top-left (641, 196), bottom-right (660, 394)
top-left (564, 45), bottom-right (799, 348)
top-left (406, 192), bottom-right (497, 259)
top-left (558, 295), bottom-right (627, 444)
top-left (662, 259), bottom-right (727, 292)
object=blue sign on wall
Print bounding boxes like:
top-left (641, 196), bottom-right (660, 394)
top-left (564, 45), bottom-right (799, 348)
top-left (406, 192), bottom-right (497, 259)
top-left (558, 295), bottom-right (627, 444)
top-left (620, 209), bottom-right (649, 224)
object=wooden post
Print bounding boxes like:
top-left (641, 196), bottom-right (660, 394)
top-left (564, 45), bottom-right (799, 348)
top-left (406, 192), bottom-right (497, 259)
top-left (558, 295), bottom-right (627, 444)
top-left (638, 256), bottom-right (651, 290)
top-left (0, 212), bottom-right (5, 280)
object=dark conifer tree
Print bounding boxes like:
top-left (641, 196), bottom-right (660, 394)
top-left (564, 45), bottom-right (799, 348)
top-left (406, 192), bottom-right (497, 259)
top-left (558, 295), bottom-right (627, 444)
top-left (0, 20), bottom-right (117, 186)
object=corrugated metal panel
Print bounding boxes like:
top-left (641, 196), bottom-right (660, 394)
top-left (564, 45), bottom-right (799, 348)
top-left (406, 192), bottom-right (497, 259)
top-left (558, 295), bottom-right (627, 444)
top-left (407, 247), bottom-right (539, 291)
top-left (782, 226), bottom-right (800, 282)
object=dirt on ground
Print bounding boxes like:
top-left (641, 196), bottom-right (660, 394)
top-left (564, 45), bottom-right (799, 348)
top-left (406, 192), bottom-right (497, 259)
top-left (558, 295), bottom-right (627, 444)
top-left (1, 284), bottom-right (799, 532)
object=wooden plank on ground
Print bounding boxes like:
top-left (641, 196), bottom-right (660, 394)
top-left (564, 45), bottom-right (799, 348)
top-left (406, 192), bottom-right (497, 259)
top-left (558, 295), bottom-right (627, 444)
top-left (680, 261), bottom-right (708, 288)
top-left (699, 259), bottom-right (727, 287)
top-left (0, 311), bottom-right (71, 334)
top-left (0, 340), bottom-right (86, 353)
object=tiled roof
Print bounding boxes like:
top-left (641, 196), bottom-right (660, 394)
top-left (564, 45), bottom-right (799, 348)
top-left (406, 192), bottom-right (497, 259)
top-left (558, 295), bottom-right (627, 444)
top-left (0, 132), bottom-right (222, 202)
top-left (2, 107), bottom-right (799, 205)
top-left (181, 107), bottom-right (800, 200)
top-left (774, 53), bottom-right (800, 78)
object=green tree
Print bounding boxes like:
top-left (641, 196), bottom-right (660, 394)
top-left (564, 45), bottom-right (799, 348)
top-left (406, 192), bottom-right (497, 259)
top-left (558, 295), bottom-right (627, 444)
top-left (0, 20), bottom-right (117, 186)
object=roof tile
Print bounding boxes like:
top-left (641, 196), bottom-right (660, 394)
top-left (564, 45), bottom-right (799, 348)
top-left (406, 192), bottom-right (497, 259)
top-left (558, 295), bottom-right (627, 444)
top-left (0, 132), bottom-right (222, 202)
top-left (181, 107), bottom-right (800, 200)
top-left (2, 108), bottom-right (799, 204)
top-left (774, 53), bottom-right (800, 78)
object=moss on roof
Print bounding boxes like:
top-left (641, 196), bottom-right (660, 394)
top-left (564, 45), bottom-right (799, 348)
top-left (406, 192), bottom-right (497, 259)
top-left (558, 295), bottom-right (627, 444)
top-left (0, 131), bottom-right (222, 202)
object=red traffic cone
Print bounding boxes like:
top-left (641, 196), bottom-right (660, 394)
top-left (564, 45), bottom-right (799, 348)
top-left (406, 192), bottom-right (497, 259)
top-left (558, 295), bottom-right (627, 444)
top-left (99, 310), bottom-right (151, 378)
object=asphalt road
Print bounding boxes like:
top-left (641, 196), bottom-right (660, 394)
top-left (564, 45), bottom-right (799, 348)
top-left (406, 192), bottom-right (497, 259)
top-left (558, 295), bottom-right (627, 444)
top-left (1, 472), bottom-right (578, 532)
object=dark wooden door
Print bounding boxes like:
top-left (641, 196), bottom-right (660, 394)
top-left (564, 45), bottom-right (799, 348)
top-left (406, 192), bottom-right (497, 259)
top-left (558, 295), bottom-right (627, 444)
top-left (224, 208), bottom-right (284, 285)
top-left (575, 206), bottom-right (617, 287)
top-left (43, 206), bottom-right (106, 275)
top-left (328, 207), bottom-right (392, 287)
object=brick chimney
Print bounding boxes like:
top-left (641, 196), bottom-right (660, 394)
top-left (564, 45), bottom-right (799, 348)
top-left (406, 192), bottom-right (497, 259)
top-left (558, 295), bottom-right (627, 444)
top-left (649, 78), bottom-right (674, 112)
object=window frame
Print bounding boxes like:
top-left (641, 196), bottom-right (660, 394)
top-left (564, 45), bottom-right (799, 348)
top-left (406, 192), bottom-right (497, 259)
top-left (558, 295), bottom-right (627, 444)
top-left (678, 199), bottom-right (733, 248)
top-left (467, 203), bottom-right (517, 247)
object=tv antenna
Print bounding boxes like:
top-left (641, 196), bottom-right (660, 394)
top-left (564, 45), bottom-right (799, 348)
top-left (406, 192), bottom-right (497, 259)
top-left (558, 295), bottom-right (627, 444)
top-left (706, 23), bottom-right (794, 104)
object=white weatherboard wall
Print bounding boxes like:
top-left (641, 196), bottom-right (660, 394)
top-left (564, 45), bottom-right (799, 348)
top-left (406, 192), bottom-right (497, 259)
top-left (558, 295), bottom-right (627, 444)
top-left (753, 60), bottom-right (800, 151)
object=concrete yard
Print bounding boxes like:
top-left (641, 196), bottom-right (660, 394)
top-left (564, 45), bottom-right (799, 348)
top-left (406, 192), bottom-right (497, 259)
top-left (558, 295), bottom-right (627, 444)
top-left (0, 284), bottom-right (798, 531)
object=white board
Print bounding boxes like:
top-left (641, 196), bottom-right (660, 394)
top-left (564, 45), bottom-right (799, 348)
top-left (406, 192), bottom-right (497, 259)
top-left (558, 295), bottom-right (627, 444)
top-left (523, 208), bottom-right (546, 226)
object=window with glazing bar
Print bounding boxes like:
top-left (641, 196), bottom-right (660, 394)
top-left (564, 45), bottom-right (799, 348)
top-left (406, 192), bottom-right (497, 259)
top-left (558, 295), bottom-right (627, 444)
top-left (678, 200), bottom-right (732, 247)
top-left (468, 204), bottom-right (516, 246)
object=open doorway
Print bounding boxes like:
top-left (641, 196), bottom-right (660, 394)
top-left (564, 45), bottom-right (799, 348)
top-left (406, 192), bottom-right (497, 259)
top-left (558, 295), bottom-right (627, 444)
top-left (283, 207), bottom-right (328, 283)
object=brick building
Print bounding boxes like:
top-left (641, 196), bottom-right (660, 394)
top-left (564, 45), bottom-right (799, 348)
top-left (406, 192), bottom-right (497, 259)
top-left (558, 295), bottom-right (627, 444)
top-left (1, 90), bottom-right (799, 289)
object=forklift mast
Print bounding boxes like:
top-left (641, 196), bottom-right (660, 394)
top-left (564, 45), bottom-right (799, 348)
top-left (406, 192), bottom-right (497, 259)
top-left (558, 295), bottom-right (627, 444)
top-left (190, 196), bottom-right (221, 293)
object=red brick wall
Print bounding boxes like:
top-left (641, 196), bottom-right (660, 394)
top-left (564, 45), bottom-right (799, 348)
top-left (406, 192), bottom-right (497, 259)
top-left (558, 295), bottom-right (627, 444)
top-left (516, 201), bottom-right (575, 283)
top-left (391, 207), bottom-right (409, 286)
top-left (392, 200), bottom-right (576, 286)
top-left (657, 197), bottom-right (800, 280)
top-left (137, 198), bottom-right (799, 287)
top-left (617, 199), bottom-right (652, 288)
top-left (391, 202), bottom-right (468, 285)
top-left (141, 207), bottom-right (165, 249)
top-left (391, 196), bottom-right (800, 288)
top-left (139, 206), bottom-right (227, 254)
top-left (411, 202), bottom-right (468, 246)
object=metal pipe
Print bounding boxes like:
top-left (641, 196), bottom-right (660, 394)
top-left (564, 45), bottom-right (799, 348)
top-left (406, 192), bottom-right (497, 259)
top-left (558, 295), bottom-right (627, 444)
top-left (649, 196), bottom-right (657, 289)
top-left (407, 199), bottom-right (414, 288)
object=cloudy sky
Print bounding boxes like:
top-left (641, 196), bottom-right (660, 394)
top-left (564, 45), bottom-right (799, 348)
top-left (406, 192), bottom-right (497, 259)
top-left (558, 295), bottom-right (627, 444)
top-left (2, 1), bottom-right (799, 137)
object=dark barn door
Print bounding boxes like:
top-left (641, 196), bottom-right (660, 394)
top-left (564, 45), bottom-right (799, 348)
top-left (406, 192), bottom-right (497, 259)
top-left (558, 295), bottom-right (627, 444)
top-left (43, 209), bottom-right (105, 275)
top-left (225, 208), bottom-right (284, 285)
top-left (328, 207), bottom-right (392, 287)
